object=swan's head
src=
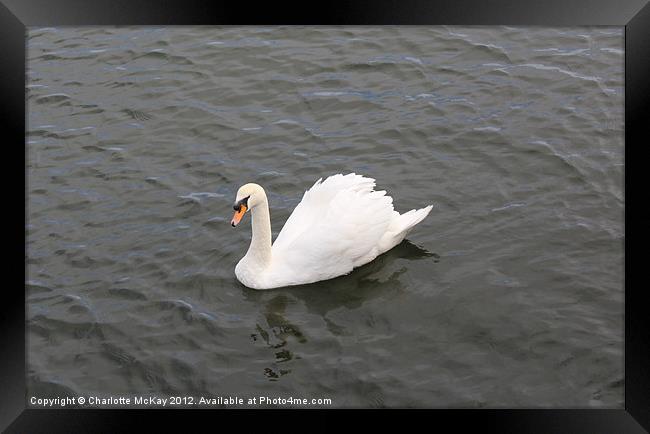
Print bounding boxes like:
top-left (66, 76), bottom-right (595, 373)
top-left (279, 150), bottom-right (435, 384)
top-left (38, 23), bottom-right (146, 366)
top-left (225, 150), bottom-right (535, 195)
top-left (231, 183), bottom-right (265, 227)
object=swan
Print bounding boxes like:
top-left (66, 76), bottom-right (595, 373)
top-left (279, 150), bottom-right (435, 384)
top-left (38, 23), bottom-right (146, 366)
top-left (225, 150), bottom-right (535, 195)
top-left (230, 173), bottom-right (433, 290)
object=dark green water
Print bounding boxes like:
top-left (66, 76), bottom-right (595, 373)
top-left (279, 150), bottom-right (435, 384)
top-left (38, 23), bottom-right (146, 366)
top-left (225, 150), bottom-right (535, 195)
top-left (26, 26), bottom-right (624, 408)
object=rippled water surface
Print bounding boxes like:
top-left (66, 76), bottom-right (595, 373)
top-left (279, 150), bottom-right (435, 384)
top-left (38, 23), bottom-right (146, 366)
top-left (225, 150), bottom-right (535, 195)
top-left (27, 26), bottom-right (624, 408)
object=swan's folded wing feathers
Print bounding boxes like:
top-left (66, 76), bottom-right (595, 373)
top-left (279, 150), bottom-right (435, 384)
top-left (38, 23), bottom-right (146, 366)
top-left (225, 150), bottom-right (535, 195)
top-left (273, 181), bottom-right (396, 283)
top-left (272, 173), bottom-right (377, 252)
top-left (315, 188), bottom-right (394, 266)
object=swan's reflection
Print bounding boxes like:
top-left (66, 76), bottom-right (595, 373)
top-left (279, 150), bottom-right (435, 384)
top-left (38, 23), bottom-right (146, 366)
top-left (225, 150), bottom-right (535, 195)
top-left (248, 294), bottom-right (303, 380)
top-left (243, 240), bottom-right (438, 381)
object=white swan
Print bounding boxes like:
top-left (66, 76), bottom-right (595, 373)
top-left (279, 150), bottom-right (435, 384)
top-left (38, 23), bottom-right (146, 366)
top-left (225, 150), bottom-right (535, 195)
top-left (230, 173), bottom-right (433, 290)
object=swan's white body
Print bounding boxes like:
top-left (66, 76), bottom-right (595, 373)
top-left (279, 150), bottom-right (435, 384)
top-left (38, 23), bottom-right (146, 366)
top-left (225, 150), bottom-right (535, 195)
top-left (233, 173), bottom-right (432, 290)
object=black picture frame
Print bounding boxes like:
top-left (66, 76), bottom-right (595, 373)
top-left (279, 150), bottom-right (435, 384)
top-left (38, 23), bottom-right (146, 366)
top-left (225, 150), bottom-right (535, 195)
top-left (3, 0), bottom-right (648, 432)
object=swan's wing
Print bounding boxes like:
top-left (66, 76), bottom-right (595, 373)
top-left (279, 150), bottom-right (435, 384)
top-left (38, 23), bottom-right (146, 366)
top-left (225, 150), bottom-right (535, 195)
top-left (271, 176), bottom-right (397, 283)
top-left (272, 173), bottom-right (377, 252)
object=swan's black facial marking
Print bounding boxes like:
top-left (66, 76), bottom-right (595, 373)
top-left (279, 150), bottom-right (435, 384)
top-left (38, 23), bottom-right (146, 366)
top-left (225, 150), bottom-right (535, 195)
top-left (233, 195), bottom-right (250, 211)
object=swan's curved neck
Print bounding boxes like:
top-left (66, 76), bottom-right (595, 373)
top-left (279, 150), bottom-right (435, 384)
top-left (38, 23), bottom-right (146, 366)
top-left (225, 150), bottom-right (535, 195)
top-left (244, 195), bottom-right (272, 268)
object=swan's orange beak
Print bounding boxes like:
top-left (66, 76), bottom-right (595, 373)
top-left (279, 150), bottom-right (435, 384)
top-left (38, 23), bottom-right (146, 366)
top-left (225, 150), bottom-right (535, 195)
top-left (231, 204), bottom-right (247, 227)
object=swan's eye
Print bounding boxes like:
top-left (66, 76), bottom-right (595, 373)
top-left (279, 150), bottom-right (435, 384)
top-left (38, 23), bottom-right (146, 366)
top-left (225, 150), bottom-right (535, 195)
top-left (233, 195), bottom-right (250, 211)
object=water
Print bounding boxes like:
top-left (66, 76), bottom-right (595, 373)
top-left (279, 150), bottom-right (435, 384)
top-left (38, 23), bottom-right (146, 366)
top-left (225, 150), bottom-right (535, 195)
top-left (26, 26), bottom-right (624, 408)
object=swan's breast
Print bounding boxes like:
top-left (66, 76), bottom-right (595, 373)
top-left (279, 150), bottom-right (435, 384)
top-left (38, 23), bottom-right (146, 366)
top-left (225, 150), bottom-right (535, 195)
top-left (235, 257), bottom-right (271, 290)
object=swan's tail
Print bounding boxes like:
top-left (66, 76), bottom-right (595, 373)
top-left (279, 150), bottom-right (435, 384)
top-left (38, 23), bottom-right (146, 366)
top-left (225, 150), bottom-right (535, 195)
top-left (395, 205), bottom-right (433, 236)
top-left (378, 204), bottom-right (433, 254)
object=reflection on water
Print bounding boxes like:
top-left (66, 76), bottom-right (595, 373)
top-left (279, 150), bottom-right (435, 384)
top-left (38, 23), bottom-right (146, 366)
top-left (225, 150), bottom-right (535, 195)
top-left (247, 240), bottom-right (439, 382)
